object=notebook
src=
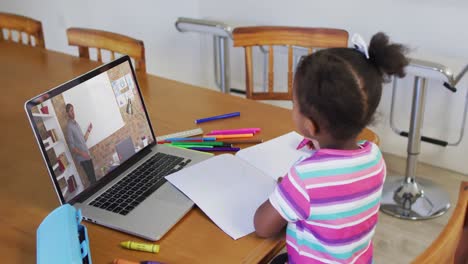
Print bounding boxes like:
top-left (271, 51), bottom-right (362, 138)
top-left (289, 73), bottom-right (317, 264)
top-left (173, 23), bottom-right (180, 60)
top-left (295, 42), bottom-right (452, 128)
top-left (166, 131), bottom-right (314, 239)
top-left (25, 56), bottom-right (211, 241)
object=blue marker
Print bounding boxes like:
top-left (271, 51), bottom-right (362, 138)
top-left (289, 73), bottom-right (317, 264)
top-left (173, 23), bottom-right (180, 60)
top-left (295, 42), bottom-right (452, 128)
top-left (195, 112), bottom-right (240, 124)
top-left (165, 137), bottom-right (216, 142)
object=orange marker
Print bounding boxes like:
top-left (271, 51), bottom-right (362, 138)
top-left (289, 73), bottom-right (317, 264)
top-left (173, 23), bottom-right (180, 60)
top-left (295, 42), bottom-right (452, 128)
top-left (221, 139), bottom-right (263, 144)
top-left (205, 133), bottom-right (254, 139)
top-left (113, 259), bottom-right (139, 264)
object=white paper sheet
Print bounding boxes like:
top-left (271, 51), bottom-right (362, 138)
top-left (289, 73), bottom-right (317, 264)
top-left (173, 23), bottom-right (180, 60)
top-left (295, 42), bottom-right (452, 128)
top-left (166, 131), bottom-right (315, 240)
top-left (166, 154), bottom-right (276, 240)
top-left (236, 131), bottom-right (314, 180)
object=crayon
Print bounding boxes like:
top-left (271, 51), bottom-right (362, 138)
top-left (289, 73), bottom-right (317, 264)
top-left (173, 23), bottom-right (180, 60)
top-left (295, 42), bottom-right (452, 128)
top-left (120, 241), bottom-right (160, 253)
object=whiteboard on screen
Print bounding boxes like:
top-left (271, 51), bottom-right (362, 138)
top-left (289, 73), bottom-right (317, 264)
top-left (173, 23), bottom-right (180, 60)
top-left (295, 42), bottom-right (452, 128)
top-left (63, 72), bottom-right (124, 148)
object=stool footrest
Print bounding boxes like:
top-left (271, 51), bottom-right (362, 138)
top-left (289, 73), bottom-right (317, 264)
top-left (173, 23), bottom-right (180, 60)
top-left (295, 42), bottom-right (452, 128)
top-left (399, 131), bottom-right (448, 147)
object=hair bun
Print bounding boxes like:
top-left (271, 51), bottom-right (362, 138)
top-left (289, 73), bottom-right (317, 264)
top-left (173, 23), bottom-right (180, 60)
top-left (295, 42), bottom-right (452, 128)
top-left (368, 32), bottom-right (409, 78)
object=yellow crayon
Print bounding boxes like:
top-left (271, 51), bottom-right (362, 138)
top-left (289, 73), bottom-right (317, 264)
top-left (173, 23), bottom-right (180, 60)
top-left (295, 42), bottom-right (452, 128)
top-left (120, 241), bottom-right (160, 253)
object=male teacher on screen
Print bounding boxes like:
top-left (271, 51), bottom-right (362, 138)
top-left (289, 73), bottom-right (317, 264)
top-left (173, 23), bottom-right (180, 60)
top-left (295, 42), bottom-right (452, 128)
top-left (65, 103), bottom-right (97, 185)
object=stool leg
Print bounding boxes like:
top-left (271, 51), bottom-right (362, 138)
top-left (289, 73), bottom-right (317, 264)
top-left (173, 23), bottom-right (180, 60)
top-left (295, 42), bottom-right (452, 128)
top-left (380, 77), bottom-right (451, 220)
top-left (213, 35), bottom-right (230, 93)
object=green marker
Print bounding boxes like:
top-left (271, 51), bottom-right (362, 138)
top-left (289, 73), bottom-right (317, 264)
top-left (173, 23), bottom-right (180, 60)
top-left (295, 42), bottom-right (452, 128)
top-left (170, 144), bottom-right (214, 148)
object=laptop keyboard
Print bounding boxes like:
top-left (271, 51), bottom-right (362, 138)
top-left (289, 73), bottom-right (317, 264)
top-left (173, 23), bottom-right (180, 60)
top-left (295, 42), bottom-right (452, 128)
top-left (89, 152), bottom-right (191, 215)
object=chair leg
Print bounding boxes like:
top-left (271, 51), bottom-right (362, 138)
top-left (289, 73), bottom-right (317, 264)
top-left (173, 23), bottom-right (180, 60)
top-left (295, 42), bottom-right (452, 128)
top-left (269, 252), bottom-right (288, 264)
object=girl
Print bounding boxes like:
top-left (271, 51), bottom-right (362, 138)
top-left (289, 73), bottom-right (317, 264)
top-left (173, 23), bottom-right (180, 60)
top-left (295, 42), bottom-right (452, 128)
top-left (254, 32), bottom-right (408, 264)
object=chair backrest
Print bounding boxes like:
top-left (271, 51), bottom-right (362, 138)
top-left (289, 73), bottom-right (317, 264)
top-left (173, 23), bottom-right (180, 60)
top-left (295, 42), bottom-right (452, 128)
top-left (412, 181), bottom-right (468, 264)
top-left (232, 26), bottom-right (348, 100)
top-left (66, 27), bottom-right (146, 72)
top-left (0, 12), bottom-right (45, 48)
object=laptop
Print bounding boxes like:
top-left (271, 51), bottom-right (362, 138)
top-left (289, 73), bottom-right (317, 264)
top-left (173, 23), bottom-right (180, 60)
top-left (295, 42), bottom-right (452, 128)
top-left (115, 136), bottom-right (136, 163)
top-left (25, 56), bottom-right (210, 241)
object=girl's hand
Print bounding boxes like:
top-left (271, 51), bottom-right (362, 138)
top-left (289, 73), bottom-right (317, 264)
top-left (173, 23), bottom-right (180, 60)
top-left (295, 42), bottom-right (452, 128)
top-left (307, 139), bottom-right (320, 150)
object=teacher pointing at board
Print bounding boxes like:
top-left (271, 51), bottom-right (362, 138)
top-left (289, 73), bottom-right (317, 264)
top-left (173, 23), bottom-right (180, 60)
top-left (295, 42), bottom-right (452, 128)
top-left (65, 103), bottom-right (97, 185)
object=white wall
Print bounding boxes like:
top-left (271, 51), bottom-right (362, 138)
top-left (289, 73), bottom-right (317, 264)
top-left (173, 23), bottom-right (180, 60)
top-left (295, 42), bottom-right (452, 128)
top-left (1, 0), bottom-right (467, 175)
top-left (0, 0), bottom-right (203, 86)
top-left (195, 0), bottom-right (468, 175)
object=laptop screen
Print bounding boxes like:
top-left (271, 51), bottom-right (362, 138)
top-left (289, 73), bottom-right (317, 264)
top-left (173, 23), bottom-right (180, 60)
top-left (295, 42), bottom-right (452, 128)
top-left (25, 57), bottom-right (155, 202)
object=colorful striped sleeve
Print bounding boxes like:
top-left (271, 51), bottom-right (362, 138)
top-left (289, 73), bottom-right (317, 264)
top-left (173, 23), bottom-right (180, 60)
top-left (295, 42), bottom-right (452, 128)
top-left (269, 165), bottom-right (310, 222)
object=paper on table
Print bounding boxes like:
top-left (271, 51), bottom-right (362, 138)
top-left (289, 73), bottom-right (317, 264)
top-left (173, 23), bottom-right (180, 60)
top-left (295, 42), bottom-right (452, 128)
top-left (165, 131), bottom-right (315, 240)
top-left (236, 131), bottom-right (314, 180)
top-left (166, 154), bottom-right (276, 240)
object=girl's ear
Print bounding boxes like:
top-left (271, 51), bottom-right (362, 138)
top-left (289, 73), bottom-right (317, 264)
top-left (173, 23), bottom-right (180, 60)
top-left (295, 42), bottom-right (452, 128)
top-left (304, 118), bottom-right (318, 137)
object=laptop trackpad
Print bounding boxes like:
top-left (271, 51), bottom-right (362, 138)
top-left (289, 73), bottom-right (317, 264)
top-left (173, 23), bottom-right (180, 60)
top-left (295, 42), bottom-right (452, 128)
top-left (80, 183), bottom-right (193, 240)
top-left (151, 182), bottom-right (192, 204)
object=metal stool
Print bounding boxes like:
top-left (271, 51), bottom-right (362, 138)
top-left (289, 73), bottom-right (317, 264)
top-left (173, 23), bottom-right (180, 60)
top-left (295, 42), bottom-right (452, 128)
top-left (175, 17), bottom-right (233, 94)
top-left (381, 58), bottom-right (468, 220)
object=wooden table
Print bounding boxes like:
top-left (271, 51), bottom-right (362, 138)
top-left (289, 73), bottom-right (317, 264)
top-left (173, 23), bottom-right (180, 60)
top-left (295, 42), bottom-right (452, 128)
top-left (0, 42), bottom-right (376, 263)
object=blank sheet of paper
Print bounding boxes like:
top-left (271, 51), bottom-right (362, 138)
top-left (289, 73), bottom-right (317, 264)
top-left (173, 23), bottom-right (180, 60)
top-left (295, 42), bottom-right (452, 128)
top-left (166, 154), bottom-right (276, 240)
top-left (236, 131), bottom-right (314, 180)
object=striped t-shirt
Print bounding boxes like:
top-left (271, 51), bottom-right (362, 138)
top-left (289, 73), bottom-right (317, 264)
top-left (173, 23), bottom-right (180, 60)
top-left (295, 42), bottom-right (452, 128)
top-left (269, 141), bottom-right (386, 264)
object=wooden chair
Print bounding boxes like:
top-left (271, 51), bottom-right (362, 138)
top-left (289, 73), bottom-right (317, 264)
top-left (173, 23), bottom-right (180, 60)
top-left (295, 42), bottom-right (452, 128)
top-left (412, 181), bottom-right (468, 264)
top-left (0, 12), bottom-right (45, 48)
top-left (232, 26), bottom-right (380, 145)
top-left (66, 27), bottom-right (146, 72)
top-left (232, 26), bottom-right (348, 101)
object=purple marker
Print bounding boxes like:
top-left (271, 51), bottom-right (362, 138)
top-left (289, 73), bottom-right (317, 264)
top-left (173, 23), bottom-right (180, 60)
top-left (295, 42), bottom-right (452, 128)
top-left (188, 147), bottom-right (240, 152)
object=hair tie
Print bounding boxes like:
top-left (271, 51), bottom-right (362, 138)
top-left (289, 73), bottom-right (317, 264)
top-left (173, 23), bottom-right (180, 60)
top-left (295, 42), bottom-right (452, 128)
top-left (351, 33), bottom-right (369, 59)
